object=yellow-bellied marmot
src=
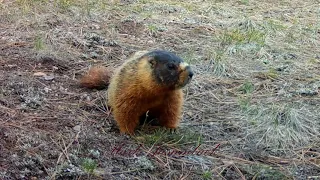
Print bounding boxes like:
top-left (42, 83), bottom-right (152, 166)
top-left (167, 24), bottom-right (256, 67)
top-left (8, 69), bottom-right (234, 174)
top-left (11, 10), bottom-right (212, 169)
top-left (80, 50), bottom-right (194, 135)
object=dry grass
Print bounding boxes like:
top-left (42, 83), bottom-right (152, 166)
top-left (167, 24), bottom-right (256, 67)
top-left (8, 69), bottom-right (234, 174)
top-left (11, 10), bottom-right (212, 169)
top-left (242, 101), bottom-right (320, 151)
top-left (1, 0), bottom-right (320, 179)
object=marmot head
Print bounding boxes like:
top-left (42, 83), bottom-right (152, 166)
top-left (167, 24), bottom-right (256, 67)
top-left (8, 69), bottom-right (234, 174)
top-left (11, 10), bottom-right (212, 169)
top-left (146, 50), bottom-right (194, 89)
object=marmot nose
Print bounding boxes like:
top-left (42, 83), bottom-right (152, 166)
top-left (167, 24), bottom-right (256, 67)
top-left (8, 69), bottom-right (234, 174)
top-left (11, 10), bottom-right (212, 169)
top-left (188, 71), bottom-right (194, 78)
top-left (185, 66), bottom-right (193, 79)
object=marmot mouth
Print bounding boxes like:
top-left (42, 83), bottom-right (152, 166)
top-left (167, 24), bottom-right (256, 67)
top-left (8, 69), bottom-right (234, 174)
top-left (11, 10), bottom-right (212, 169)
top-left (182, 66), bottom-right (193, 85)
top-left (175, 70), bottom-right (193, 89)
top-left (182, 76), bottom-right (192, 87)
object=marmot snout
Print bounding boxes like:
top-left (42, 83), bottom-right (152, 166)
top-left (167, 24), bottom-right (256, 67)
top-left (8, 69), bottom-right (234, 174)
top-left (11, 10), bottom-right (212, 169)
top-left (146, 50), bottom-right (194, 90)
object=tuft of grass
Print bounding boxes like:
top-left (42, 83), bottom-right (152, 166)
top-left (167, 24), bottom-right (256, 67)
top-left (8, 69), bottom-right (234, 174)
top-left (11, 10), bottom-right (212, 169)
top-left (202, 170), bottom-right (213, 180)
top-left (242, 102), bottom-right (320, 151)
top-left (81, 158), bottom-right (98, 175)
top-left (220, 27), bottom-right (266, 47)
top-left (265, 68), bottom-right (279, 80)
top-left (217, 19), bottom-right (267, 60)
top-left (237, 80), bottom-right (255, 112)
top-left (146, 24), bottom-right (164, 37)
top-left (264, 19), bottom-right (287, 33)
top-left (205, 49), bottom-right (232, 77)
top-left (34, 35), bottom-right (45, 51)
top-left (238, 80), bottom-right (255, 94)
top-left (55, 0), bottom-right (75, 11)
top-left (255, 68), bottom-right (279, 80)
top-left (238, 96), bottom-right (252, 112)
top-left (135, 127), bottom-right (204, 148)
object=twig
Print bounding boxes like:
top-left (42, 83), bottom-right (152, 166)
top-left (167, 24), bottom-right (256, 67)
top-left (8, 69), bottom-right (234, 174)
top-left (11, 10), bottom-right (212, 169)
top-left (50, 130), bottom-right (81, 180)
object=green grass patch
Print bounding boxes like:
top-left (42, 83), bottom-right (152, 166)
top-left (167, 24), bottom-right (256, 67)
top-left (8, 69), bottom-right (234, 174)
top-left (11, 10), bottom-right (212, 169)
top-left (216, 19), bottom-right (268, 59)
top-left (220, 26), bottom-right (266, 47)
top-left (264, 19), bottom-right (287, 33)
top-left (55, 0), bottom-right (75, 10)
top-left (81, 158), bottom-right (98, 174)
top-left (238, 95), bottom-right (252, 112)
top-left (202, 170), bottom-right (213, 180)
top-left (146, 24), bottom-right (167, 37)
top-left (238, 80), bottom-right (255, 94)
top-left (34, 34), bottom-right (45, 51)
top-left (135, 127), bottom-right (204, 148)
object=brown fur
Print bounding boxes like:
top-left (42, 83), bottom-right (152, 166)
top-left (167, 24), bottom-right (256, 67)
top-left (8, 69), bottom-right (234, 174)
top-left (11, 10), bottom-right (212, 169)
top-left (80, 50), bottom-right (193, 135)
top-left (80, 66), bottom-right (112, 89)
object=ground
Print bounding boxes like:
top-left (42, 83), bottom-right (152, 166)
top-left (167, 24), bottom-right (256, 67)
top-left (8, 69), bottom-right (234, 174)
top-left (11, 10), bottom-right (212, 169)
top-left (0, 0), bottom-right (320, 179)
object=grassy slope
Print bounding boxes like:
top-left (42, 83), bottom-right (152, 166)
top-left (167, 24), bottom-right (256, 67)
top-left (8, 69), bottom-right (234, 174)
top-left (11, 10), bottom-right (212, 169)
top-left (0, 0), bottom-right (319, 179)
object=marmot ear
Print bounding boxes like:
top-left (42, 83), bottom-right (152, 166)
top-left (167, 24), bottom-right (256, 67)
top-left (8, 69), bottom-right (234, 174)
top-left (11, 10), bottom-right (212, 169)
top-left (148, 57), bottom-right (156, 68)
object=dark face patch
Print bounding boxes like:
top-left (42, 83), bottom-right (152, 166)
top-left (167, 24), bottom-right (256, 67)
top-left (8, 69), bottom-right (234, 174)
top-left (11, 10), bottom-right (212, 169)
top-left (146, 50), bottom-right (192, 89)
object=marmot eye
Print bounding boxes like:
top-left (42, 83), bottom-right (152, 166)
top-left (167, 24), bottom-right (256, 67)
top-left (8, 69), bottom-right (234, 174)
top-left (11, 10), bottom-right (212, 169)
top-left (167, 63), bottom-right (175, 70)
